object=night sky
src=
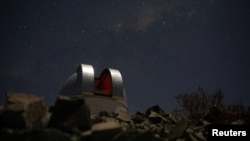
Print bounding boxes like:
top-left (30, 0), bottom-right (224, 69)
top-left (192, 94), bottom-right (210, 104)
top-left (0, 0), bottom-right (250, 113)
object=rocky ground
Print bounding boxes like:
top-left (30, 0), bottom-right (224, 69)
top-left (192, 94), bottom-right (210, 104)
top-left (0, 91), bottom-right (249, 141)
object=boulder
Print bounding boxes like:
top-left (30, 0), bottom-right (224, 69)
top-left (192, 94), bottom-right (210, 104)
top-left (148, 111), bottom-right (172, 124)
top-left (145, 105), bottom-right (165, 117)
top-left (49, 95), bottom-right (91, 132)
top-left (116, 111), bottom-right (131, 122)
top-left (167, 118), bottom-right (189, 141)
top-left (132, 112), bottom-right (146, 124)
top-left (91, 121), bottom-right (122, 141)
top-left (0, 91), bottom-right (48, 128)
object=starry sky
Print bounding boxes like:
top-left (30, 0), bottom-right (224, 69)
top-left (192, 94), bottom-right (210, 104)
top-left (0, 0), bottom-right (250, 113)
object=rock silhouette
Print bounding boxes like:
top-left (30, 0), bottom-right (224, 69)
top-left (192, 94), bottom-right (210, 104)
top-left (0, 92), bottom-right (249, 141)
